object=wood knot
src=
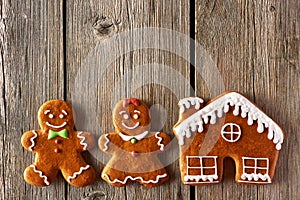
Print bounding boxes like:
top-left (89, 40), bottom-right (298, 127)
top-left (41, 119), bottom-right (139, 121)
top-left (269, 6), bottom-right (275, 12)
top-left (92, 15), bottom-right (121, 40)
top-left (82, 191), bottom-right (106, 200)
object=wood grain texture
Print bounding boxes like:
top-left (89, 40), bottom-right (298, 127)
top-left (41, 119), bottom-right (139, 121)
top-left (195, 0), bottom-right (299, 199)
top-left (0, 0), bottom-right (65, 199)
top-left (65, 0), bottom-right (190, 199)
top-left (1, 0), bottom-right (299, 199)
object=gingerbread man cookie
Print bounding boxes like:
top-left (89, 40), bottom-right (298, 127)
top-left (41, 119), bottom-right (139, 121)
top-left (21, 100), bottom-right (96, 187)
top-left (99, 98), bottom-right (171, 188)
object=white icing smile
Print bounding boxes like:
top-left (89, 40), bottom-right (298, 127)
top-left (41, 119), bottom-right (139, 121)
top-left (46, 121), bottom-right (67, 129)
top-left (122, 122), bottom-right (140, 130)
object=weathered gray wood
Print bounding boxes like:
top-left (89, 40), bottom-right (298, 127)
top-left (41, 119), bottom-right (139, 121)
top-left (66, 0), bottom-right (190, 199)
top-left (1, 0), bottom-right (299, 199)
top-left (124, 0), bottom-right (191, 199)
top-left (195, 0), bottom-right (299, 199)
top-left (65, 1), bottom-right (127, 199)
top-left (0, 0), bottom-right (65, 199)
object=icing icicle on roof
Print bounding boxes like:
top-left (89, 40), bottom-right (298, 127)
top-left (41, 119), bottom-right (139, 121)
top-left (178, 97), bottom-right (204, 113)
top-left (174, 92), bottom-right (284, 150)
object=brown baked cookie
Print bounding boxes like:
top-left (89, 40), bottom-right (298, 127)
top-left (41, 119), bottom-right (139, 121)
top-left (21, 100), bottom-right (96, 187)
top-left (173, 91), bottom-right (284, 185)
top-left (99, 98), bottom-right (171, 188)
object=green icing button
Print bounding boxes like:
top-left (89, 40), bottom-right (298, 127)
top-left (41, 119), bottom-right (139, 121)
top-left (131, 138), bottom-right (137, 144)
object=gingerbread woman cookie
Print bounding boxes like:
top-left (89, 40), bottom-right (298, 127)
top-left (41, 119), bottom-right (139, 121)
top-left (21, 100), bottom-right (96, 187)
top-left (99, 98), bottom-right (171, 187)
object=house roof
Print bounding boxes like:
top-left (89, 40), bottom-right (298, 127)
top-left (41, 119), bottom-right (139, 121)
top-left (178, 97), bottom-right (204, 113)
top-left (173, 92), bottom-right (284, 150)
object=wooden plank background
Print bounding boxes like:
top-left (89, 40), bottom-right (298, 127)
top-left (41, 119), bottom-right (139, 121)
top-left (0, 0), bottom-right (299, 199)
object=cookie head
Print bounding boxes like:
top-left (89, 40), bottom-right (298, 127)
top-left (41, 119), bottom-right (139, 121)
top-left (38, 100), bottom-right (75, 131)
top-left (113, 98), bottom-right (151, 134)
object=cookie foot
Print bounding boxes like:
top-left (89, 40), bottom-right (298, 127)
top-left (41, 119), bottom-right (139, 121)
top-left (65, 165), bottom-right (96, 187)
top-left (24, 165), bottom-right (51, 186)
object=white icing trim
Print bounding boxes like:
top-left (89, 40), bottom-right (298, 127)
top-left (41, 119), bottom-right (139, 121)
top-left (62, 110), bottom-right (68, 115)
top-left (240, 173), bottom-right (271, 183)
top-left (184, 180), bottom-right (220, 184)
top-left (221, 123), bottom-right (242, 142)
top-left (185, 156), bottom-right (218, 183)
top-left (122, 122), bottom-right (140, 130)
top-left (184, 175), bottom-right (218, 183)
top-left (119, 131), bottom-right (149, 141)
top-left (29, 131), bottom-right (38, 151)
top-left (103, 134), bottom-right (110, 151)
top-left (77, 132), bottom-right (88, 150)
top-left (155, 132), bottom-right (164, 151)
top-left (31, 165), bottom-right (50, 186)
top-left (178, 97), bottom-right (204, 113)
top-left (102, 173), bottom-right (167, 184)
top-left (46, 121), bottom-right (67, 129)
top-left (174, 92), bottom-right (284, 150)
top-left (44, 110), bottom-right (51, 115)
top-left (238, 180), bottom-right (271, 184)
top-left (67, 165), bottom-right (90, 182)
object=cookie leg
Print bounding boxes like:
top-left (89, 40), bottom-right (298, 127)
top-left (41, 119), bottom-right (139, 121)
top-left (61, 161), bottom-right (96, 187)
top-left (136, 168), bottom-right (169, 188)
top-left (101, 167), bottom-right (132, 187)
top-left (24, 164), bottom-right (58, 186)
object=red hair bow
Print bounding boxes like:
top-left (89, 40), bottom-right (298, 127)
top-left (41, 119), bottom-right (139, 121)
top-left (123, 98), bottom-right (140, 107)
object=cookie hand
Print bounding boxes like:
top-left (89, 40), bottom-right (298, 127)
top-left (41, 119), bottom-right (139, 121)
top-left (76, 131), bottom-right (95, 151)
top-left (157, 132), bottom-right (171, 146)
top-left (99, 133), bottom-right (114, 154)
top-left (21, 130), bottom-right (39, 152)
top-left (154, 132), bottom-right (171, 151)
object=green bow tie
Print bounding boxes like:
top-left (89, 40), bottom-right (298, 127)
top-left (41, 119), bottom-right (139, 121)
top-left (48, 129), bottom-right (68, 140)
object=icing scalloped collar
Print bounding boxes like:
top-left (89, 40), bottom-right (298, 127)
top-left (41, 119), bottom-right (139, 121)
top-left (119, 131), bottom-right (149, 141)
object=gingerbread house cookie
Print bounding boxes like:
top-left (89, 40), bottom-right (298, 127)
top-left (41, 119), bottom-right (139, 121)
top-left (21, 100), bottom-right (96, 187)
top-left (173, 92), bottom-right (284, 185)
top-left (99, 98), bottom-right (171, 188)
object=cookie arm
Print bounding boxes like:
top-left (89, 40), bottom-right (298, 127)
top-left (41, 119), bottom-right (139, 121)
top-left (21, 130), bottom-right (39, 152)
top-left (99, 133), bottom-right (115, 154)
top-left (76, 132), bottom-right (95, 151)
top-left (154, 132), bottom-right (171, 151)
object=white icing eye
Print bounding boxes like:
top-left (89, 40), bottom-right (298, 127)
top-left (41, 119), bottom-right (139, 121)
top-left (59, 114), bottom-right (64, 119)
top-left (133, 114), bottom-right (139, 119)
top-left (49, 114), bottom-right (54, 119)
top-left (123, 114), bottom-right (129, 120)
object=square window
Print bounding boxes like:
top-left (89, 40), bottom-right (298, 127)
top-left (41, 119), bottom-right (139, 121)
top-left (186, 156), bottom-right (218, 177)
top-left (242, 157), bottom-right (269, 176)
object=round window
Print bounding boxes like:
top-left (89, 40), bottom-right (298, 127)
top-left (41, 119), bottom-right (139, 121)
top-left (221, 123), bottom-right (241, 142)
